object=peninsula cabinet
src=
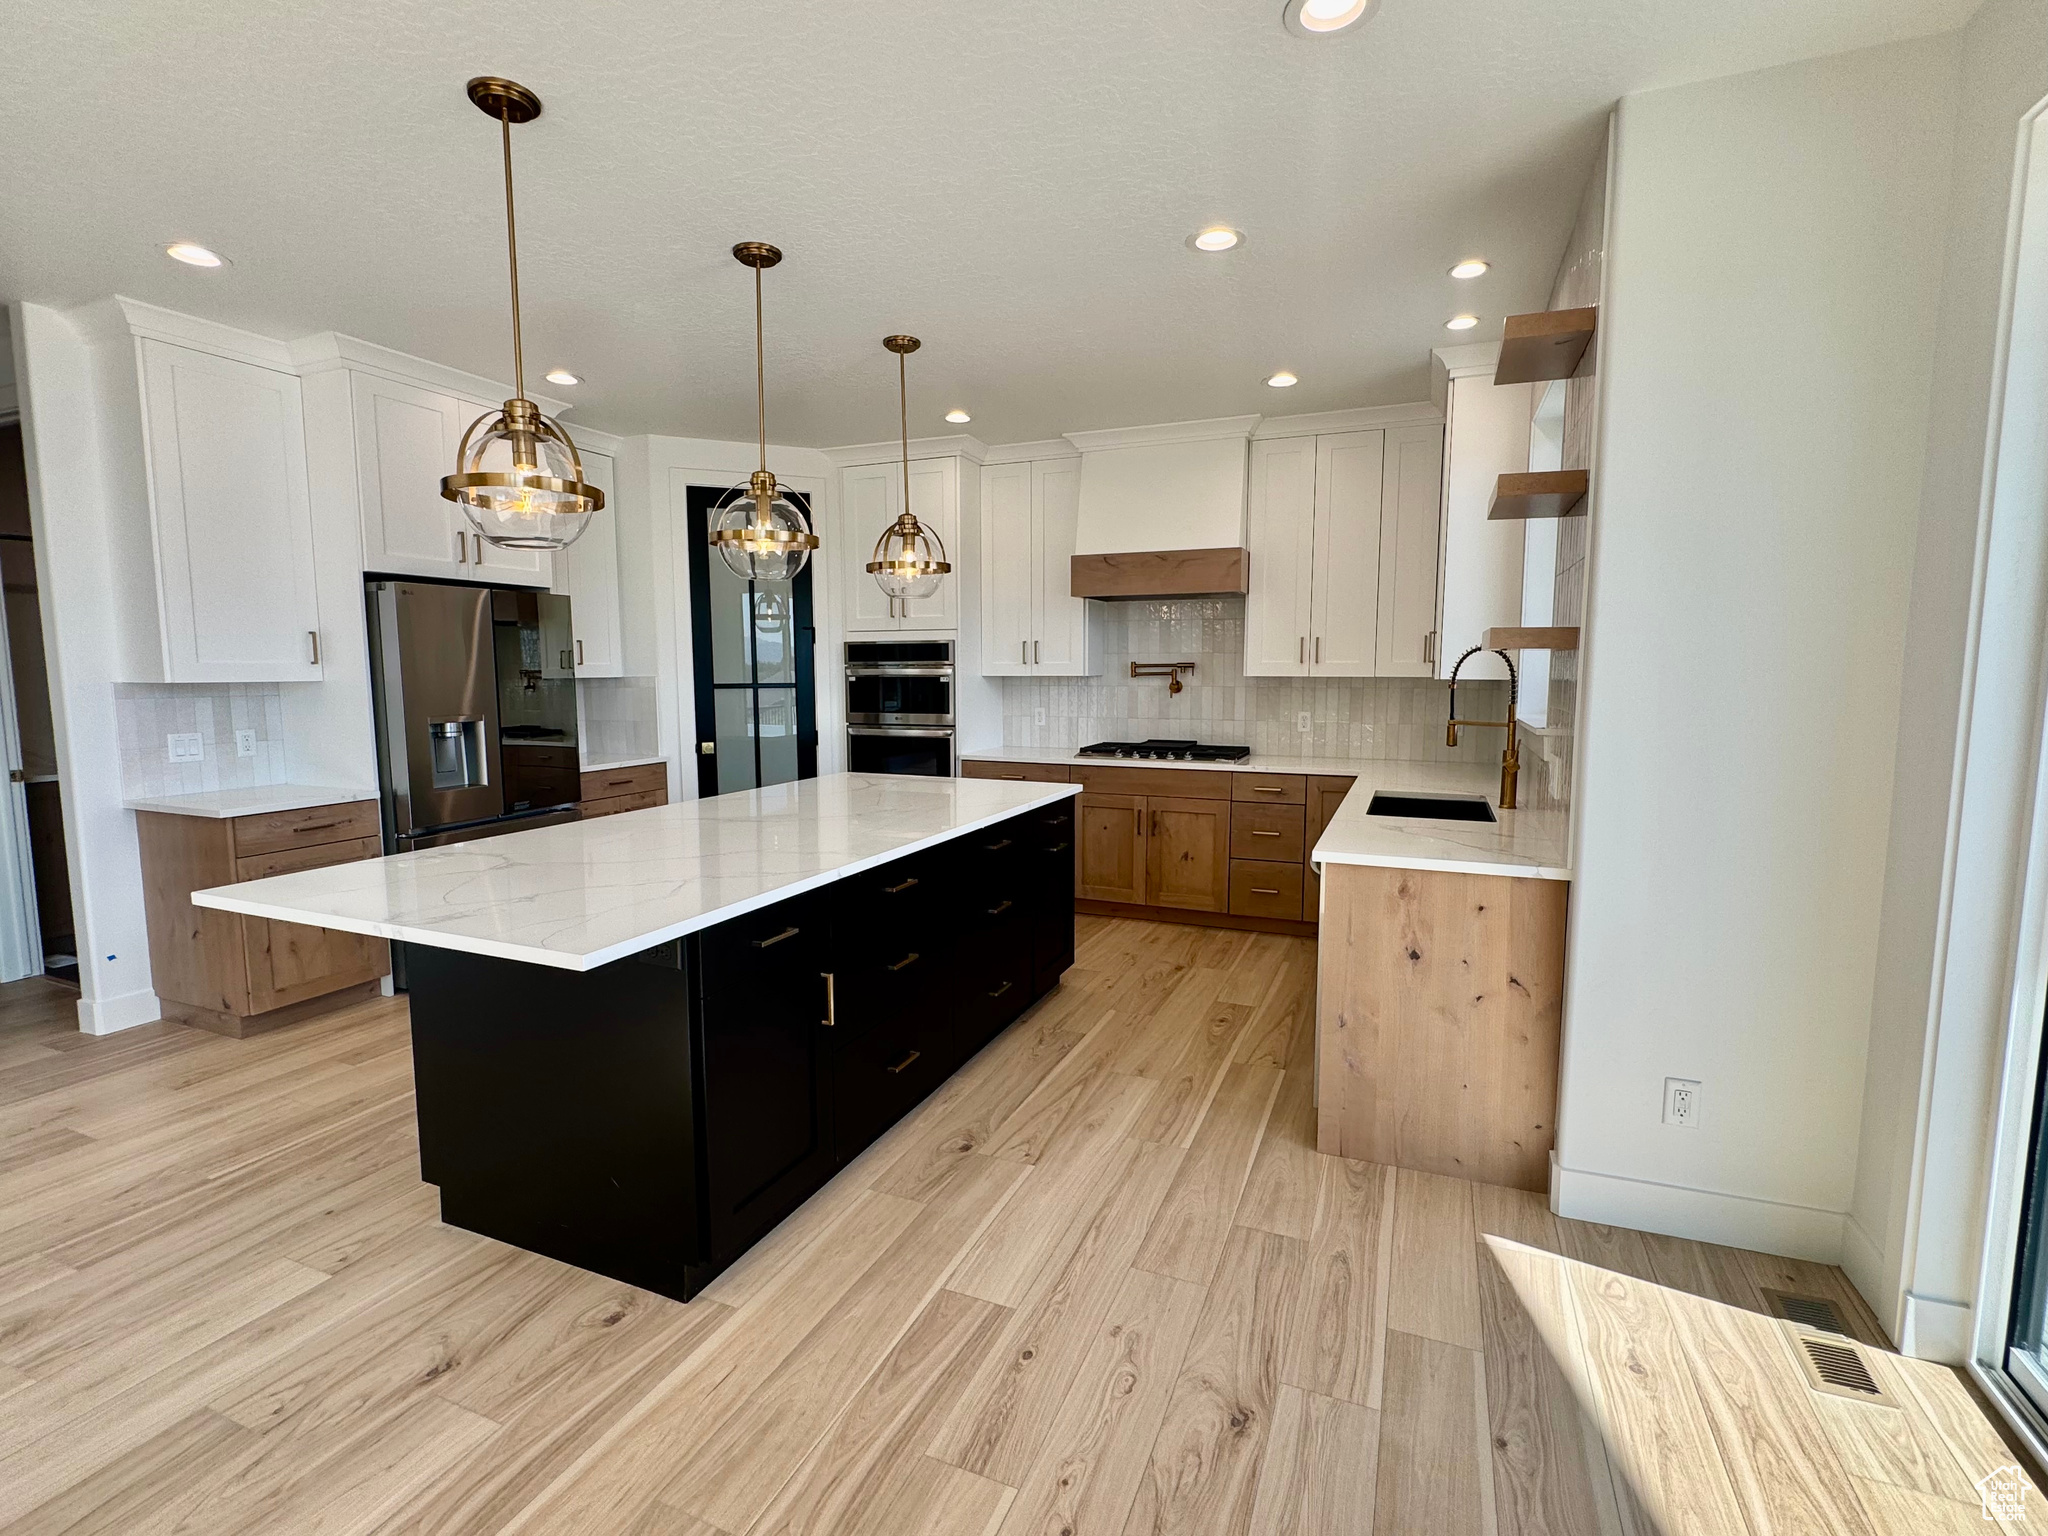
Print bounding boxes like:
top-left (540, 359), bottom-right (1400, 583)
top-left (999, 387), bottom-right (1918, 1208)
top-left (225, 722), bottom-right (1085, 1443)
top-left (1244, 424), bottom-right (1443, 679)
top-left (840, 457), bottom-right (961, 633)
top-left (979, 457), bottom-right (1103, 676)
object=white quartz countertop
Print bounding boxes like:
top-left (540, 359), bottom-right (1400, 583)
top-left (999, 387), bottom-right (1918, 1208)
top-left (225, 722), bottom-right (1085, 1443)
top-left (124, 784), bottom-right (379, 820)
top-left (191, 772), bottom-right (1080, 973)
top-left (580, 755), bottom-right (666, 774)
top-left (964, 747), bottom-right (1382, 777)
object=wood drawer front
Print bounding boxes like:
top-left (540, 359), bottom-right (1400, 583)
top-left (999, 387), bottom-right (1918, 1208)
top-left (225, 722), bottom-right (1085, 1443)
top-left (579, 762), bottom-right (667, 801)
top-left (1073, 764), bottom-right (1231, 800)
top-left (581, 789), bottom-right (666, 819)
top-left (235, 835), bottom-right (383, 882)
top-left (1230, 803), bottom-right (1306, 863)
top-left (504, 744), bottom-right (579, 769)
top-left (1232, 772), bottom-right (1305, 805)
top-left (961, 760), bottom-right (1070, 783)
top-left (1229, 859), bottom-right (1304, 920)
top-left (231, 800), bottom-right (380, 859)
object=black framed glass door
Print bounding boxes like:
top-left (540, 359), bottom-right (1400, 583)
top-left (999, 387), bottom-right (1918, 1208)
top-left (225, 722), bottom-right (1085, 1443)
top-left (686, 485), bottom-right (818, 798)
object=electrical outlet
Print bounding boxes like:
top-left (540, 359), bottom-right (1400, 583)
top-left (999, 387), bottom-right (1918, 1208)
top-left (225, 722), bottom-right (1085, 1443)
top-left (235, 729), bottom-right (257, 759)
top-left (165, 732), bottom-right (203, 763)
top-left (1035, 707), bottom-right (1046, 727)
top-left (1663, 1077), bottom-right (1701, 1127)
top-left (1296, 711), bottom-right (1312, 733)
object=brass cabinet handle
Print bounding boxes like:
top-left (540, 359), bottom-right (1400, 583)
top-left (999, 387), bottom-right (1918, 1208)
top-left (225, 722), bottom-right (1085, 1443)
top-left (308, 630), bottom-right (321, 665)
top-left (607, 778), bottom-right (633, 787)
top-left (1034, 640), bottom-right (1040, 664)
top-left (1021, 640), bottom-right (1027, 664)
top-left (883, 876), bottom-right (919, 894)
top-left (292, 821), bottom-right (343, 835)
top-left (455, 529), bottom-right (466, 564)
top-left (887, 951), bottom-right (920, 972)
top-left (1045, 841), bottom-right (1071, 853)
top-left (988, 979), bottom-right (1013, 999)
top-left (1315, 636), bottom-right (1321, 664)
top-left (1251, 786), bottom-right (1284, 795)
top-left (1252, 887), bottom-right (1280, 896)
top-left (1298, 636), bottom-right (1305, 663)
top-left (887, 1050), bottom-right (921, 1074)
top-left (753, 926), bottom-right (800, 949)
top-left (821, 971), bottom-right (835, 1027)
top-left (576, 638), bottom-right (584, 666)
top-left (984, 838), bottom-right (1013, 851)
top-left (1251, 829), bottom-right (1281, 837)
top-left (987, 899), bottom-right (1013, 916)
top-left (1000, 774), bottom-right (1025, 780)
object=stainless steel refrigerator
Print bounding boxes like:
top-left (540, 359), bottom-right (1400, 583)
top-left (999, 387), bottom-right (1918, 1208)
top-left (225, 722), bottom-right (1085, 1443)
top-left (365, 580), bottom-right (582, 854)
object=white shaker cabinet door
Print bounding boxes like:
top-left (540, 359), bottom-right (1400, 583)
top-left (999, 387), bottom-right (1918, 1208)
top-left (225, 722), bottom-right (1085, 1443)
top-left (896, 458), bottom-right (958, 632)
top-left (1243, 435), bottom-right (1316, 676)
top-left (980, 461), bottom-right (1034, 674)
top-left (1374, 423), bottom-right (1446, 677)
top-left (1031, 458), bottom-right (1093, 675)
top-left (1307, 431), bottom-right (1384, 677)
top-left (138, 340), bottom-right (322, 681)
top-left (353, 374), bottom-right (473, 579)
top-left (841, 462), bottom-right (901, 632)
top-left (556, 449), bottom-right (621, 676)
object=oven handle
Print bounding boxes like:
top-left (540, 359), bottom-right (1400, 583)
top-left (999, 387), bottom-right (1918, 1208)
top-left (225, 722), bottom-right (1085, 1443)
top-left (847, 726), bottom-right (956, 738)
top-left (844, 665), bottom-right (955, 678)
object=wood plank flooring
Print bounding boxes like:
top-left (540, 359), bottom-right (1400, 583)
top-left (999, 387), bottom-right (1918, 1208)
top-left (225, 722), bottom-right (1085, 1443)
top-left (0, 919), bottom-right (1941, 1534)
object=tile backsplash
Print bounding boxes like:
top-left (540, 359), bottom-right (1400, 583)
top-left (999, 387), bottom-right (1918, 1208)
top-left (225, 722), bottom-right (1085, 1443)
top-left (997, 599), bottom-right (1508, 764)
top-left (116, 683), bottom-right (290, 799)
top-left (580, 676), bottom-right (660, 765)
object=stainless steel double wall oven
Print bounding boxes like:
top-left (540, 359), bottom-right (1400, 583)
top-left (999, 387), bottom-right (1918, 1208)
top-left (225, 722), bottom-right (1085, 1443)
top-left (844, 640), bottom-right (953, 777)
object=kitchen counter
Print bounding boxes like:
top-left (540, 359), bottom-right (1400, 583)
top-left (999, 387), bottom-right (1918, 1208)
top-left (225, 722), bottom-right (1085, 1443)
top-left (192, 772), bottom-right (1079, 972)
top-left (123, 784), bottom-right (377, 820)
top-left (963, 745), bottom-right (1387, 778)
top-left (580, 754), bottom-right (665, 774)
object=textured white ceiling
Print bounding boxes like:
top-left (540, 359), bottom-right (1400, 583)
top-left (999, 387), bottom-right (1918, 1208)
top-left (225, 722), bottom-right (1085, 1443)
top-left (0, 0), bottom-right (1973, 445)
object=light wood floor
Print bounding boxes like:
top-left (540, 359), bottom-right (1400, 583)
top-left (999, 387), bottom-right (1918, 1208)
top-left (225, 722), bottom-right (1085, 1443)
top-left (0, 916), bottom-right (1902, 1535)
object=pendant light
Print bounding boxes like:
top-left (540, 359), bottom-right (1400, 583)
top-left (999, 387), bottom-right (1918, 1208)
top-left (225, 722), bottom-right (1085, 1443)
top-left (440, 77), bottom-right (604, 550)
top-left (865, 335), bottom-right (952, 601)
top-left (708, 242), bottom-right (819, 582)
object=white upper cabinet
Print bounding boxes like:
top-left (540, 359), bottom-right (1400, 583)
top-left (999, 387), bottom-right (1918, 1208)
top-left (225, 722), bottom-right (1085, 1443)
top-left (1374, 424), bottom-right (1447, 677)
top-left (553, 448), bottom-right (622, 676)
top-left (114, 336), bottom-right (322, 683)
top-left (977, 457), bottom-right (1099, 676)
top-left (1244, 424), bottom-right (1443, 679)
top-left (352, 373), bottom-right (551, 588)
top-left (841, 457), bottom-right (961, 633)
top-left (1435, 368), bottom-right (1533, 678)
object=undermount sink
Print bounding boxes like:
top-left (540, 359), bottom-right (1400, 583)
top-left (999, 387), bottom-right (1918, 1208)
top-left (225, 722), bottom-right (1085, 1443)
top-left (1365, 792), bottom-right (1497, 823)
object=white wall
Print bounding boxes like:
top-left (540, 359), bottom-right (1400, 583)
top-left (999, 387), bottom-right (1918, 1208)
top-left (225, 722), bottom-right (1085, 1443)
top-left (1553, 36), bottom-right (1960, 1260)
top-left (1849, 0), bottom-right (2048, 1360)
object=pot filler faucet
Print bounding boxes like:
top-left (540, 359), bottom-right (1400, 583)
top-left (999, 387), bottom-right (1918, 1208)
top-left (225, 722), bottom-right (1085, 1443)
top-left (1445, 646), bottom-right (1521, 810)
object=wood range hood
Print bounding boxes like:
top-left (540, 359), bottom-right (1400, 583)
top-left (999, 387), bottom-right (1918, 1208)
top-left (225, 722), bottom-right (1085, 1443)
top-left (1065, 417), bottom-right (1256, 600)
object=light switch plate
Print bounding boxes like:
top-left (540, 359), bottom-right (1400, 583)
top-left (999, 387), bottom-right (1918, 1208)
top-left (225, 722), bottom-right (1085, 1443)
top-left (235, 729), bottom-right (257, 758)
top-left (166, 732), bottom-right (203, 763)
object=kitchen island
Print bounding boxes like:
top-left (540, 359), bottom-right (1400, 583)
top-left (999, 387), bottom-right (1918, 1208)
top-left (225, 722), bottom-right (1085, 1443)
top-left (192, 773), bottom-right (1081, 1300)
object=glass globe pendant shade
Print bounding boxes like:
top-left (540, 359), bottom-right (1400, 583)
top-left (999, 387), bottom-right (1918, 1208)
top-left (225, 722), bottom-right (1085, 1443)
top-left (866, 510), bottom-right (951, 600)
top-left (442, 397), bottom-right (604, 549)
top-left (711, 468), bottom-right (818, 582)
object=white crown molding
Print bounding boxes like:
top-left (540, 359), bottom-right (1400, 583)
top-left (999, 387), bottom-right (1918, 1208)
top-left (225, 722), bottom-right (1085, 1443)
top-left (565, 423), bottom-right (624, 456)
top-left (821, 432), bottom-right (990, 468)
top-left (981, 438), bottom-right (1080, 465)
top-left (1431, 340), bottom-right (1502, 380)
top-left (287, 330), bottom-right (570, 416)
top-left (1252, 401), bottom-right (1442, 439)
top-left (108, 296), bottom-right (295, 369)
top-left (1062, 414), bottom-right (1260, 453)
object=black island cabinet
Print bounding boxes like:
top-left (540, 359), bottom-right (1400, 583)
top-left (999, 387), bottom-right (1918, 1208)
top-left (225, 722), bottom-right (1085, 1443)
top-left (404, 801), bottom-right (1078, 1301)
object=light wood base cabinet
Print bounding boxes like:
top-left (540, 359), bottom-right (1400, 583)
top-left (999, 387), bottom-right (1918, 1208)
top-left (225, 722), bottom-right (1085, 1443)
top-left (578, 761), bottom-right (670, 819)
top-left (1316, 861), bottom-right (1567, 1191)
top-left (138, 802), bottom-right (389, 1037)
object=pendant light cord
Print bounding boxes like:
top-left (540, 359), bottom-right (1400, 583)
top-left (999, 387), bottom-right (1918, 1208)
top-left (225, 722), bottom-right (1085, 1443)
top-left (499, 106), bottom-right (525, 400)
top-left (755, 264), bottom-right (767, 473)
top-left (899, 350), bottom-right (909, 517)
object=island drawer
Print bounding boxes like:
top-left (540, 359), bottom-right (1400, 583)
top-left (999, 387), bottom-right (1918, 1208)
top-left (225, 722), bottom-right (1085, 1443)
top-left (581, 763), bottom-right (667, 801)
top-left (230, 800), bottom-right (381, 859)
top-left (961, 760), bottom-right (1070, 783)
top-left (1229, 859), bottom-right (1305, 920)
top-left (1232, 772), bottom-right (1305, 805)
top-left (1072, 764), bottom-right (1231, 800)
top-left (1230, 802), bottom-right (1305, 863)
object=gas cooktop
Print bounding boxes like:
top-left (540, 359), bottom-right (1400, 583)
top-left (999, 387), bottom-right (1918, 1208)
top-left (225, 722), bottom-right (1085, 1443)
top-left (1076, 739), bottom-right (1252, 763)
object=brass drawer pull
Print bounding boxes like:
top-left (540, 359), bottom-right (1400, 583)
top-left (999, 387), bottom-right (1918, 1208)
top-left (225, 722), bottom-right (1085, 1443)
top-left (606, 778), bottom-right (633, 787)
top-left (988, 979), bottom-right (1013, 998)
top-left (888, 952), bottom-right (921, 971)
top-left (1250, 786), bottom-right (1284, 795)
top-left (1251, 829), bottom-right (1281, 837)
top-left (1045, 841), bottom-right (1071, 853)
top-left (291, 821), bottom-right (344, 835)
top-left (753, 926), bottom-right (800, 949)
top-left (1000, 774), bottom-right (1025, 780)
top-left (984, 838), bottom-right (1013, 851)
top-left (987, 899), bottom-right (1013, 916)
top-left (887, 1050), bottom-right (921, 1074)
top-left (883, 876), bottom-right (920, 894)
top-left (1252, 886), bottom-right (1280, 896)
top-left (821, 972), bottom-right (836, 1027)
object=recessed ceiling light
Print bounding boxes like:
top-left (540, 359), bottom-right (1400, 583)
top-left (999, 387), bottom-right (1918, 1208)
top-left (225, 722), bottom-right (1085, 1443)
top-left (1282, 0), bottom-right (1378, 37)
top-left (164, 242), bottom-right (226, 268)
top-left (1266, 371), bottom-right (1299, 388)
top-left (945, 409), bottom-right (972, 424)
top-left (1449, 259), bottom-right (1490, 280)
top-left (1444, 314), bottom-right (1480, 331)
top-left (544, 369), bottom-right (580, 386)
top-left (1187, 227), bottom-right (1243, 253)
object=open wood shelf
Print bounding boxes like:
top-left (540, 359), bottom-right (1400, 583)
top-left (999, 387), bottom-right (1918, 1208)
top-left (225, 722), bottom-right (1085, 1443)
top-left (1489, 469), bottom-right (1587, 520)
top-left (1494, 306), bottom-right (1597, 385)
top-left (1483, 626), bottom-right (1580, 651)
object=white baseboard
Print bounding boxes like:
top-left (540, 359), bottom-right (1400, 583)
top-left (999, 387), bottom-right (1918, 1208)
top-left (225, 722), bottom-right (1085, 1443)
top-left (76, 987), bottom-right (161, 1036)
top-left (1900, 1292), bottom-right (1974, 1364)
top-left (1551, 1159), bottom-right (1845, 1263)
top-left (1838, 1213), bottom-right (1898, 1343)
